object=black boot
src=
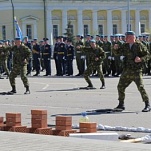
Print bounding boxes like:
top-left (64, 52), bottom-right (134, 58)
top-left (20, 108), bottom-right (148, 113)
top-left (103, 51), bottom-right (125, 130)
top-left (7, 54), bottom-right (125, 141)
top-left (142, 101), bottom-right (151, 112)
top-left (24, 86), bottom-right (30, 94)
top-left (100, 81), bottom-right (106, 89)
top-left (114, 101), bottom-right (125, 111)
top-left (9, 86), bottom-right (16, 94)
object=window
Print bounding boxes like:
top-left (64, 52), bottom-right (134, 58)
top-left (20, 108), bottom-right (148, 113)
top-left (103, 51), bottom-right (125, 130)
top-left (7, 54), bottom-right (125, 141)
top-left (68, 24), bottom-right (74, 35)
top-left (98, 25), bottom-right (103, 35)
top-left (84, 25), bottom-right (89, 37)
top-left (113, 24), bottom-right (117, 35)
top-left (26, 25), bottom-right (32, 39)
top-left (2, 25), bottom-right (6, 40)
top-left (127, 24), bottom-right (131, 31)
top-left (141, 24), bottom-right (145, 33)
top-left (53, 25), bottom-right (58, 38)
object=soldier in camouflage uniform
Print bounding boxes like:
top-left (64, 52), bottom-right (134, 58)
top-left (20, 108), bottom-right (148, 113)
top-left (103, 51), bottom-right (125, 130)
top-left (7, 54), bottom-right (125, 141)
top-left (75, 35), bottom-right (85, 76)
top-left (0, 42), bottom-right (10, 79)
top-left (113, 31), bottom-right (150, 112)
top-left (102, 36), bottom-right (112, 76)
top-left (77, 39), bottom-right (106, 89)
top-left (9, 37), bottom-right (32, 94)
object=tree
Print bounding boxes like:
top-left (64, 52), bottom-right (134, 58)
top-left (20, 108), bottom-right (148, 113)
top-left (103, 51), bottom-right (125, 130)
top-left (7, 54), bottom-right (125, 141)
top-left (63, 20), bottom-right (75, 44)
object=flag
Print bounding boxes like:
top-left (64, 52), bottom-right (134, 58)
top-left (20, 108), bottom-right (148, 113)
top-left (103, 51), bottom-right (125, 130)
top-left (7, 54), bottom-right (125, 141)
top-left (14, 16), bottom-right (23, 39)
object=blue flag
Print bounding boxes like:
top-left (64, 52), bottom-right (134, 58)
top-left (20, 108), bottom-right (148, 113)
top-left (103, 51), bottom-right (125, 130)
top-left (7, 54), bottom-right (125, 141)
top-left (14, 17), bottom-right (23, 40)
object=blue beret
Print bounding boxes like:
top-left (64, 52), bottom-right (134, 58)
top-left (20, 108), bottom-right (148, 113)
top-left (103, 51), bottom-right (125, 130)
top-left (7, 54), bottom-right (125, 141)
top-left (76, 35), bottom-right (81, 37)
top-left (43, 38), bottom-right (49, 41)
top-left (90, 39), bottom-right (96, 43)
top-left (33, 38), bottom-right (38, 41)
top-left (87, 34), bottom-right (91, 37)
top-left (15, 37), bottom-right (21, 40)
top-left (96, 35), bottom-right (100, 37)
top-left (104, 35), bottom-right (108, 38)
top-left (0, 41), bottom-right (3, 45)
top-left (100, 35), bottom-right (104, 38)
top-left (24, 36), bottom-right (28, 39)
top-left (125, 31), bottom-right (135, 35)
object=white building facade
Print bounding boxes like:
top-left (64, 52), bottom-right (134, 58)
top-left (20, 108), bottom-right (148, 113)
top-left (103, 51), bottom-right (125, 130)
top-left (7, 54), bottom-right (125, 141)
top-left (0, 0), bottom-right (151, 43)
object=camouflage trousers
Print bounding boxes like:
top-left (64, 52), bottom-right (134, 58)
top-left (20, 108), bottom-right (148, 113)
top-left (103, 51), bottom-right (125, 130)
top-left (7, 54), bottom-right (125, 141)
top-left (117, 68), bottom-right (149, 102)
top-left (84, 63), bottom-right (104, 86)
top-left (0, 59), bottom-right (10, 76)
top-left (9, 64), bottom-right (29, 87)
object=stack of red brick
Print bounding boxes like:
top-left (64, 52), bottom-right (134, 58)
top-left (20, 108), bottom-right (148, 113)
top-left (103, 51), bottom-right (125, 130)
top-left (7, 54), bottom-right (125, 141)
top-left (27, 109), bottom-right (52, 135)
top-left (52, 116), bottom-right (76, 136)
top-left (0, 113), bottom-right (27, 132)
top-left (79, 122), bottom-right (97, 133)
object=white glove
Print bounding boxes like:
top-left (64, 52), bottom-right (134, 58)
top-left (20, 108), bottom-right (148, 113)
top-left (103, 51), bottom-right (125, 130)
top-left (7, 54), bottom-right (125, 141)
top-left (120, 56), bottom-right (125, 61)
top-left (81, 55), bottom-right (86, 59)
top-left (108, 56), bottom-right (112, 60)
top-left (112, 57), bottom-right (115, 60)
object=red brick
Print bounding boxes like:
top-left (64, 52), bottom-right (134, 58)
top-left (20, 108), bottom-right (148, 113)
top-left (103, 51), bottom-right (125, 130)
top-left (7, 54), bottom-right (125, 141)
top-left (59, 130), bottom-right (77, 137)
top-left (31, 110), bottom-right (47, 115)
top-left (80, 128), bottom-right (97, 133)
top-left (6, 122), bottom-right (21, 127)
top-left (79, 122), bottom-right (97, 128)
top-left (6, 117), bottom-right (21, 123)
top-left (52, 129), bottom-right (77, 137)
top-left (56, 125), bottom-right (72, 130)
top-left (52, 129), bottom-right (62, 135)
top-left (32, 114), bottom-right (47, 119)
top-left (34, 127), bottom-right (52, 135)
top-left (56, 116), bottom-right (72, 121)
top-left (26, 127), bottom-right (37, 133)
top-left (6, 113), bottom-right (21, 118)
top-left (0, 117), bottom-right (3, 124)
top-left (32, 122), bottom-right (47, 128)
top-left (31, 118), bottom-right (47, 124)
top-left (9, 126), bottom-right (27, 133)
top-left (56, 120), bottom-right (72, 126)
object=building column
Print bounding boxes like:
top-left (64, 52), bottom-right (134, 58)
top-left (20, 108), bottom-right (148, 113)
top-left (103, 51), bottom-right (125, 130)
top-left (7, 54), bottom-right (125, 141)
top-left (92, 10), bottom-right (98, 34)
top-left (46, 10), bottom-right (53, 45)
top-left (62, 9), bottom-right (68, 35)
top-left (121, 10), bottom-right (127, 34)
top-left (107, 10), bottom-right (112, 36)
top-left (149, 9), bottom-right (151, 31)
top-left (135, 10), bottom-right (140, 36)
top-left (77, 9), bottom-right (83, 35)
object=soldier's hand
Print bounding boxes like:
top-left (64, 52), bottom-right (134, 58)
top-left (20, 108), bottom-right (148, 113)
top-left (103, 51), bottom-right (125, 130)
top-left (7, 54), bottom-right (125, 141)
top-left (95, 57), bottom-right (99, 61)
top-left (135, 56), bottom-right (142, 63)
top-left (23, 59), bottom-right (28, 64)
top-left (113, 44), bottom-right (119, 49)
top-left (76, 46), bottom-right (80, 49)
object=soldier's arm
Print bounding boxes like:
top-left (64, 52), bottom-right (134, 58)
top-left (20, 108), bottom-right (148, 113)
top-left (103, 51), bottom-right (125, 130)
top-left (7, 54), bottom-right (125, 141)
top-left (139, 43), bottom-right (151, 62)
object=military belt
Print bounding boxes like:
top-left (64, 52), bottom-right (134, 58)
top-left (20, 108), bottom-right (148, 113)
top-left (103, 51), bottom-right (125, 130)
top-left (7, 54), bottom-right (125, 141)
top-left (58, 52), bottom-right (64, 55)
top-left (67, 54), bottom-right (72, 56)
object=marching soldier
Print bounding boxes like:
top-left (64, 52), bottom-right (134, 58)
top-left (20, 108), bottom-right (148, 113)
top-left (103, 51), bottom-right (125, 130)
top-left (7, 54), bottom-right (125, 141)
top-left (9, 37), bottom-right (32, 94)
top-left (113, 31), bottom-right (150, 112)
top-left (77, 39), bottom-right (106, 89)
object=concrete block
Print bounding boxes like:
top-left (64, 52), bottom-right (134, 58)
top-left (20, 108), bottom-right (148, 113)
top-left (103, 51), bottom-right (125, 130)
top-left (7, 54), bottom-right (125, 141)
top-left (69, 132), bottom-right (119, 141)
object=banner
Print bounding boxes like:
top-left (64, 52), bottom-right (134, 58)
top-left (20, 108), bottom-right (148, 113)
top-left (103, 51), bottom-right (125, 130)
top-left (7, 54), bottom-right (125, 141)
top-left (14, 16), bottom-right (23, 39)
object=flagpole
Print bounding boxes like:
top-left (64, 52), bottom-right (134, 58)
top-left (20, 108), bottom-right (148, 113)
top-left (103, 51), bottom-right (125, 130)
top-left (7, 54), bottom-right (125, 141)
top-left (11, 0), bottom-right (15, 39)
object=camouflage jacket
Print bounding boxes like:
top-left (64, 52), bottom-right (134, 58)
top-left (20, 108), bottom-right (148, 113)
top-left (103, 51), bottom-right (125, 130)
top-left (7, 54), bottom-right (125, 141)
top-left (0, 46), bottom-right (10, 60)
top-left (81, 46), bottom-right (106, 65)
top-left (11, 44), bottom-right (32, 65)
top-left (112, 41), bottom-right (150, 70)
